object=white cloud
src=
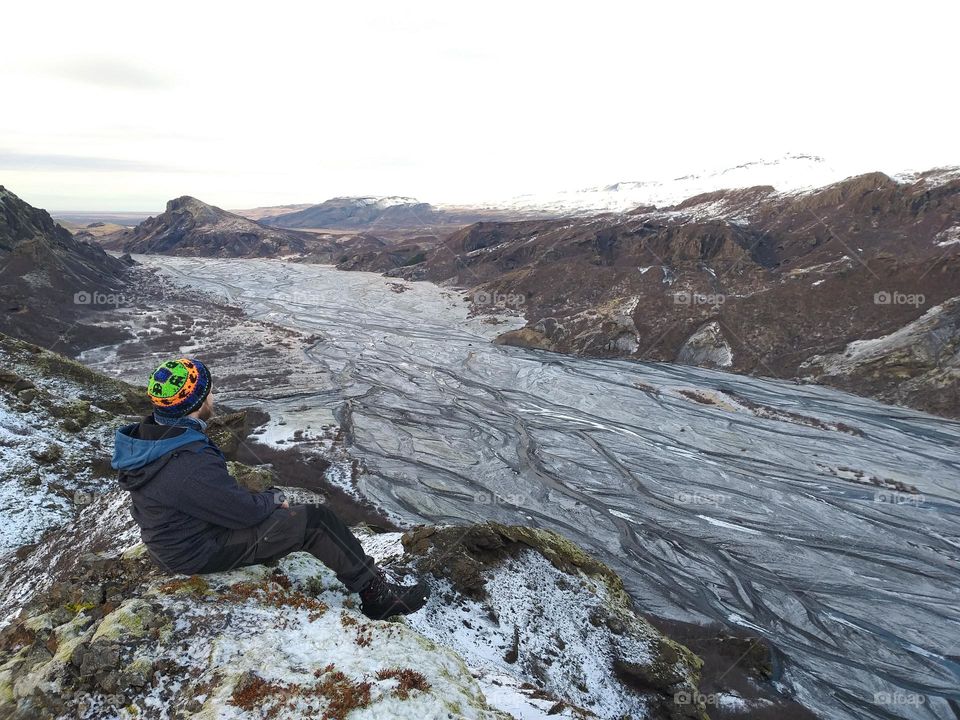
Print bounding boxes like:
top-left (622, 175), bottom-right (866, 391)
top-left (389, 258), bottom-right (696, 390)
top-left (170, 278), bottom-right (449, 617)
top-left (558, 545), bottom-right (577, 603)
top-left (0, 0), bottom-right (957, 210)
top-left (36, 56), bottom-right (171, 90)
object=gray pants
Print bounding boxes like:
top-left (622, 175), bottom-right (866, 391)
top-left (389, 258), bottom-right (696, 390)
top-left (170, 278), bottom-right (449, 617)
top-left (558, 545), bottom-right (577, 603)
top-left (198, 504), bottom-right (378, 592)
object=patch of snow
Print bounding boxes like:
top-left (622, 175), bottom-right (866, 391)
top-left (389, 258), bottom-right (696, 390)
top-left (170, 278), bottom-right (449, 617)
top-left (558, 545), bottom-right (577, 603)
top-left (0, 379), bottom-right (122, 556)
top-left (696, 515), bottom-right (762, 536)
top-left (405, 550), bottom-right (661, 718)
top-left (0, 477), bottom-right (71, 557)
top-left (356, 529), bottom-right (406, 565)
top-left (472, 670), bottom-right (583, 718)
top-left (895, 166), bottom-right (960, 188)
top-left (934, 227), bottom-right (960, 247)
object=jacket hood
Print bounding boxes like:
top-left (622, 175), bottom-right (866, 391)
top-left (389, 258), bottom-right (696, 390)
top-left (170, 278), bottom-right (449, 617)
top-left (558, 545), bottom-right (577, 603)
top-left (113, 420), bottom-right (209, 490)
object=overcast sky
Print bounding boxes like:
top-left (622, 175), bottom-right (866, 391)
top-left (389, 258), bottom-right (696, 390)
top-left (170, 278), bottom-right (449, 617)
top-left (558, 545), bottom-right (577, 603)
top-left (1, 1), bottom-right (957, 211)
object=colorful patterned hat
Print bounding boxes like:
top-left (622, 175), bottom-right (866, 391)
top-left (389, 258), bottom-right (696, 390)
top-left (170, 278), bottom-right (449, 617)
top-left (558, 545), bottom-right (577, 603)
top-left (147, 358), bottom-right (212, 418)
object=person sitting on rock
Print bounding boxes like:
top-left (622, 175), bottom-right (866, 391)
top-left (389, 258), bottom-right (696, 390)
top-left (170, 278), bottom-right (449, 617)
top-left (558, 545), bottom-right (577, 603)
top-left (111, 357), bottom-right (429, 620)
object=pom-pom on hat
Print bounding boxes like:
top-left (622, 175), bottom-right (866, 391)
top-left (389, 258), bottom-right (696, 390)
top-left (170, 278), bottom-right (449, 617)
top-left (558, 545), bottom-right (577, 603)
top-left (147, 358), bottom-right (212, 418)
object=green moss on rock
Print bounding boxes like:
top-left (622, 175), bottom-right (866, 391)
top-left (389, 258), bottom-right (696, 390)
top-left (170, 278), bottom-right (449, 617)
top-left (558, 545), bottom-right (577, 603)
top-left (92, 599), bottom-right (155, 642)
top-left (226, 461), bottom-right (274, 492)
top-left (0, 333), bottom-right (147, 415)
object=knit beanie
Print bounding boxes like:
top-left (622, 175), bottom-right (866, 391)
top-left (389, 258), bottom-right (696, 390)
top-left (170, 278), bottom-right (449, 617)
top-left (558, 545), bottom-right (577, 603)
top-left (147, 358), bottom-right (212, 418)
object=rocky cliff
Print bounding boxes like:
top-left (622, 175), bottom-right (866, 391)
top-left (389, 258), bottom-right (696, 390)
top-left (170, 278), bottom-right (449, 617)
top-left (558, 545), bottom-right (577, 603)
top-left (0, 187), bottom-right (130, 353)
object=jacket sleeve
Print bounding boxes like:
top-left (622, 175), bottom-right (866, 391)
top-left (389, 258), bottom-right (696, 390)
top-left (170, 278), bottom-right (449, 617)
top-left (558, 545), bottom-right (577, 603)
top-left (171, 446), bottom-right (279, 529)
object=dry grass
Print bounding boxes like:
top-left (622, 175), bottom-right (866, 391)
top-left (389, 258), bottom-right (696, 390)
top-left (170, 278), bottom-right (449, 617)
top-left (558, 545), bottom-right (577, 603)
top-left (230, 665), bottom-right (375, 720)
top-left (158, 575), bottom-right (210, 595)
top-left (373, 667), bottom-right (431, 699)
top-left (223, 579), bottom-right (328, 621)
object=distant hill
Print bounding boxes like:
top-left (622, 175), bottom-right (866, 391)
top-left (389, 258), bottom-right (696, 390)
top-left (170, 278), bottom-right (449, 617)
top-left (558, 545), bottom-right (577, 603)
top-left (101, 196), bottom-right (311, 257)
top-left (230, 203), bottom-right (314, 221)
top-left (56, 219), bottom-right (128, 242)
top-left (51, 211), bottom-right (152, 227)
top-left (261, 196), bottom-right (509, 231)
top-left (261, 196), bottom-right (442, 230)
top-left (0, 186), bottom-right (129, 351)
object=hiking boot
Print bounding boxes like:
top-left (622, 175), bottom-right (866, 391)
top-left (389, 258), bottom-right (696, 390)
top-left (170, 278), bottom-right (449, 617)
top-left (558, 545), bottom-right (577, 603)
top-left (359, 569), bottom-right (430, 619)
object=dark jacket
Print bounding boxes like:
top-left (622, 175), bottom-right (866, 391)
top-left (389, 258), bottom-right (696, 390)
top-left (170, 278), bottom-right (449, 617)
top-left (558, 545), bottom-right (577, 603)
top-left (112, 415), bottom-right (278, 574)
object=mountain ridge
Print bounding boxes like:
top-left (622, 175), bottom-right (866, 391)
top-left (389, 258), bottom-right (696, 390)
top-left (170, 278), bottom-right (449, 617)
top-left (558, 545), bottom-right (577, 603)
top-left (373, 168), bottom-right (960, 416)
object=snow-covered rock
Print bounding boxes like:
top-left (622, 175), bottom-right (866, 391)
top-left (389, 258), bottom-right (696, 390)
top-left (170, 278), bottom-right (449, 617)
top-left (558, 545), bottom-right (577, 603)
top-left (676, 322), bottom-right (733, 369)
top-left (400, 524), bottom-right (705, 719)
top-left (0, 334), bottom-right (146, 557)
top-left (0, 532), bottom-right (510, 719)
top-left (799, 297), bottom-right (960, 416)
top-left (0, 493), bottom-right (708, 720)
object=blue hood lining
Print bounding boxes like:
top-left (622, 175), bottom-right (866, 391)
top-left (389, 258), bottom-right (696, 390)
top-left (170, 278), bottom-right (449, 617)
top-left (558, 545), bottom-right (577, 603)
top-left (112, 423), bottom-right (210, 471)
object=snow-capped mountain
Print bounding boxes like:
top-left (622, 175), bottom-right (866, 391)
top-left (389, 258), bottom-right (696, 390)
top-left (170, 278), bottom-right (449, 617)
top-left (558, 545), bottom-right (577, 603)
top-left (262, 196), bottom-right (441, 230)
top-left (472, 154), bottom-right (875, 215)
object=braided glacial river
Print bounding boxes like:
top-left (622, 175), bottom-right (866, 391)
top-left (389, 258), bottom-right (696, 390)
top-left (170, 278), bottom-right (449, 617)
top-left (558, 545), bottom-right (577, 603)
top-left (101, 257), bottom-right (960, 719)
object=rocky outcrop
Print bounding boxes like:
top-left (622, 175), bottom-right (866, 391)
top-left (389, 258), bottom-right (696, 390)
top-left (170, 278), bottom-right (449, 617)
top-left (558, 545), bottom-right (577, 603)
top-left (335, 242), bottom-right (428, 273)
top-left (0, 187), bottom-right (130, 352)
top-left (800, 296), bottom-right (960, 416)
top-left (0, 502), bottom-right (513, 720)
top-left (0, 493), bottom-right (712, 720)
top-left (677, 321), bottom-right (734, 369)
top-left (494, 326), bottom-right (555, 352)
top-left (401, 524), bottom-right (707, 719)
top-left (100, 196), bottom-right (312, 258)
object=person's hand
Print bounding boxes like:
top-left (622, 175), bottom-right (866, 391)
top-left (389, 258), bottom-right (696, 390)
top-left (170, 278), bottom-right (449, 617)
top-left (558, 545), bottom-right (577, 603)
top-left (267, 486), bottom-right (288, 508)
